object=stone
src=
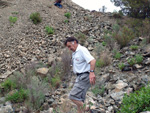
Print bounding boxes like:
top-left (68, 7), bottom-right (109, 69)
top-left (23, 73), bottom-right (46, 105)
top-left (36, 68), bottom-right (49, 75)
top-left (115, 80), bottom-right (128, 90)
top-left (110, 91), bottom-right (125, 101)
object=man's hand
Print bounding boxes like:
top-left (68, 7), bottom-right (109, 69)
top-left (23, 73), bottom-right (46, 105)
top-left (89, 72), bottom-right (96, 85)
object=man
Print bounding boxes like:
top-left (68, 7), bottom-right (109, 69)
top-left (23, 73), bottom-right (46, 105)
top-left (64, 37), bottom-right (96, 113)
top-left (54, 0), bottom-right (62, 8)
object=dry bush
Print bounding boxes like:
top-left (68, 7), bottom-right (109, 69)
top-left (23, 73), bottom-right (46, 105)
top-left (75, 32), bottom-right (87, 45)
top-left (10, 62), bottom-right (50, 110)
top-left (96, 50), bottom-right (112, 68)
top-left (94, 43), bottom-right (105, 59)
top-left (112, 26), bottom-right (135, 48)
top-left (141, 18), bottom-right (150, 44)
top-left (60, 49), bottom-right (72, 80)
top-left (26, 77), bottom-right (49, 109)
top-left (104, 33), bottom-right (119, 51)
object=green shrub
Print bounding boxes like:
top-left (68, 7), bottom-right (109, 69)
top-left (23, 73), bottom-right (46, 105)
top-left (51, 76), bottom-right (61, 88)
top-left (118, 85), bottom-right (150, 113)
top-left (64, 19), bottom-right (69, 23)
top-left (135, 54), bottom-right (143, 64)
top-left (102, 41), bottom-right (106, 46)
top-left (30, 12), bottom-right (42, 24)
top-left (96, 59), bottom-right (105, 67)
top-left (64, 12), bottom-right (71, 19)
top-left (96, 51), bottom-right (111, 68)
top-left (6, 89), bottom-right (28, 103)
top-left (11, 12), bottom-right (18, 15)
top-left (45, 26), bottom-right (54, 34)
top-left (9, 16), bottom-right (17, 25)
top-left (1, 79), bottom-right (16, 92)
top-left (104, 33), bottom-right (116, 50)
top-left (118, 63), bottom-right (125, 70)
top-left (91, 85), bottom-right (105, 96)
top-left (27, 78), bottom-right (49, 109)
top-left (112, 24), bottom-right (120, 32)
top-left (130, 45), bottom-right (139, 50)
top-left (128, 58), bottom-right (136, 66)
top-left (114, 52), bottom-right (122, 59)
top-left (126, 18), bottom-right (143, 37)
top-left (94, 43), bottom-right (105, 58)
top-left (112, 26), bottom-right (135, 48)
top-left (142, 18), bottom-right (150, 44)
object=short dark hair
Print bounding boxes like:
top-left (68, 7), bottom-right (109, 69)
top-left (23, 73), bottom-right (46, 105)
top-left (64, 37), bottom-right (78, 46)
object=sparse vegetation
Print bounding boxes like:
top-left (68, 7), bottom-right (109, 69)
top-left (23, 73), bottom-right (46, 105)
top-left (128, 57), bottom-right (136, 66)
top-left (6, 88), bottom-right (28, 103)
top-left (30, 12), bottom-right (42, 24)
top-left (91, 85), bottom-right (105, 96)
top-left (130, 45), bottom-right (139, 50)
top-left (64, 12), bottom-right (71, 19)
top-left (135, 54), bottom-right (143, 64)
top-left (102, 41), bottom-right (106, 46)
top-left (75, 32), bottom-right (87, 45)
top-left (118, 63), bottom-right (125, 71)
top-left (45, 26), bottom-right (54, 34)
top-left (9, 16), bottom-right (17, 25)
top-left (96, 50), bottom-right (111, 68)
top-left (0, 79), bottom-right (16, 92)
top-left (114, 51), bottom-right (122, 59)
top-left (64, 19), bottom-right (69, 23)
top-left (112, 26), bottom-right (135, 48)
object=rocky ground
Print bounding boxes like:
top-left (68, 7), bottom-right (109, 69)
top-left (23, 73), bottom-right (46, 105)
top-left (0, 0), bottom-right (150, 113)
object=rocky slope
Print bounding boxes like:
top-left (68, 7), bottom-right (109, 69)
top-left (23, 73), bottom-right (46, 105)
top-left (0, 0), bottom-right (150, 113)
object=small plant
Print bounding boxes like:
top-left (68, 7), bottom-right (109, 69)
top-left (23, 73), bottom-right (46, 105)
top-left (45, 26), bottom-right (54, 34)
top-left (75, 32), bottom-right (87, 45)
top-left (135, 54), bottom-right (143, 64)
top-left (9, 16), bottom-right (17, 25)
top-left (1, 79), bottom-right (16, 92)
top-left (103, 33), bottom-right (116, 50)
top-left (6, 88), bottom-right (28, 103)
top-left (64, 12), bottom-right (71, 19)
top-left (91, 85), bottom-right (105, 96)
top-left (130, 45), bottom-right (139, 50)
top-left (112, 26), bottom-right (135, 48)
top-left (11, 12), bottom-right (18, 15)
top-left (96, 50), bottom-right (111, 68)
top-left (114, 52), bottom-right (122, 59)
top-left (118, 63), bottom-right (125, 70)
top-left (60, 49), bottom-right (71, 79)
top-left (102, 41), bottom-right (106, 46)
top-left (64, 19), bottom-right (69, 23)
top-left (118, 85), bottom-right (150, 113)
top-left (30, 12), bottom-right (42, 24)
top-left (51, 76), bottom-right (61, 88)
top-left (94, 43), bottom-right (105, 58)
top-left (27, 78), bottom-right (49, 109)
top-left (96, 59), bottom-right (104, 68)
top-left (128, 58), bottom-right (136, 66)
top-left (112, 24), bottom-right (120, 32)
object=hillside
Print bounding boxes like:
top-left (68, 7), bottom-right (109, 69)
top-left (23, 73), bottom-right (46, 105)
top-left (0, 0), bottom-right (150, 113)
top-left (0, 0), bottom-right (113, 76)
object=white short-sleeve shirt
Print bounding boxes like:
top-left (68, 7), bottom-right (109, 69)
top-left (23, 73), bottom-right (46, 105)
top-left (72, 44), bottom-right (94, 74)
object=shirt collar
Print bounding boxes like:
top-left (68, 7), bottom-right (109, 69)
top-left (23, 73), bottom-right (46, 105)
top-left (72, 44), bottom-right (81, 55)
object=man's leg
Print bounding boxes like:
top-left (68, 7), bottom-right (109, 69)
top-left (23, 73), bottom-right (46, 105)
top-left (71, 99), bottom-right (84, 113)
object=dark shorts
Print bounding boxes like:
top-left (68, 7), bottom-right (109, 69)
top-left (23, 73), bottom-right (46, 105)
top-left (69, 73), bottom-right (91, 102)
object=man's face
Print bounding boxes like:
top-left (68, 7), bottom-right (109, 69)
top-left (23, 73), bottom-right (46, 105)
top-left (66, 41), bottom-right (76, 52)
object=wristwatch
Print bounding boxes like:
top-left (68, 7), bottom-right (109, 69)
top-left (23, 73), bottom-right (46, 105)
top-left (90, 70), bottom-right (94, 72)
